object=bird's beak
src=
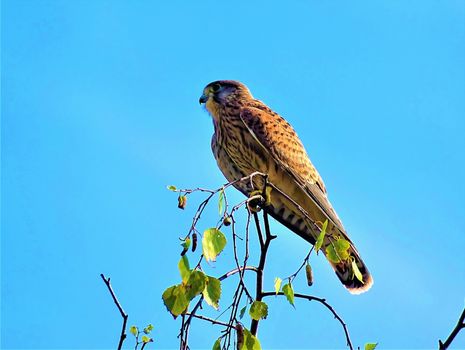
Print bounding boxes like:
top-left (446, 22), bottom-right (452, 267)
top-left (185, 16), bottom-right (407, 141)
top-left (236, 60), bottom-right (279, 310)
top-left (199, 93), bottom-right (208, 104)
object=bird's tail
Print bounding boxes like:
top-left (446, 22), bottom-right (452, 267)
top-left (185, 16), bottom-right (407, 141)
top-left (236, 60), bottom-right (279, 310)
top-left (264, 190), bottom-right (373, 294)
top-left (322, 230), bottom-right (373, 294)
top-left (239, 171), bottom-right (373, 294)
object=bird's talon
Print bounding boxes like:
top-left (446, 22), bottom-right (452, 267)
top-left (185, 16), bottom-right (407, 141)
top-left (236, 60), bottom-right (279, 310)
top-left (247, 194), bottom-right (265, 213)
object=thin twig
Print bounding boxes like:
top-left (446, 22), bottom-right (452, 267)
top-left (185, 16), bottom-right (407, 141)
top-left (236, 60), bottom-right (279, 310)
top-left (179, 314), bottom-right (186, 350)
top-left (223, 211), bottom-right (253, 348)
top-left (225, 284), bottom-right (245, 349)
top-left (179, 297), bottom-right (204, 350)
top-left (185, 313), bottom-right (237, 328)
top-left (218, 266), bottom-right (260, 281)
top-left (185, 191), bottom-right (217, 240)
top-left (100, 274), bottom-right (128, 350)
top-left (181, 172), bottom-right (269, 241)
top-left (224, 210), bottom-right (253, 349)
top-left (181, 297), bottom-right (204, 343)
top-left (176, 187), bottom-right (216, 195)
top-left (285, 246), bottom-right (314, 283)
top-left (262, 291), bottom-right (354, 350)
top-left (231, 213), bottom-right (254, 301)
top-left (439, 306), bottom-right (465, 350)
top-left (141, 340), bottom-right (152, 350)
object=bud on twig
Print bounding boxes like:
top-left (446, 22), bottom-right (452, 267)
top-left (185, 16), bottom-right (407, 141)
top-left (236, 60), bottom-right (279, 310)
top-left (192, 232), bottom-right (197, 252)
top-left (180, 237), bottom-right (191, 256)
top-left (305, 263), bottom-right (313, 286)
top-left (236, 323), bottom-right (244, 350)
top-left (223, 216), bottom-right (232, 226)
top-left (178, 195), bottom-right (187, 209)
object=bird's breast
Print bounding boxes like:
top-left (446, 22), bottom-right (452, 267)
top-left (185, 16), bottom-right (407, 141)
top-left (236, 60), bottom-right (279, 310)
top-left (212, 117), bottom-right (277, 194)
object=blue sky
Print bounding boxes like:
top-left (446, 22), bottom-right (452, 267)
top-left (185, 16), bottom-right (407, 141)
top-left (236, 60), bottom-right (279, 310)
top-left (2, 1), bottom-right (465, 349)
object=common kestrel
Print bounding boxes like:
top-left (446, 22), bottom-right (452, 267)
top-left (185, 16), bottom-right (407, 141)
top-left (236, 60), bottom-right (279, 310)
top-left (199, 80), bottom-right (373, 294)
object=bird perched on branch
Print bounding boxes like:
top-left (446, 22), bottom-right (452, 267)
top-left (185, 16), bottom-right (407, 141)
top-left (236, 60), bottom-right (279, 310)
top-left (199, 80), bottom-right (373, 294)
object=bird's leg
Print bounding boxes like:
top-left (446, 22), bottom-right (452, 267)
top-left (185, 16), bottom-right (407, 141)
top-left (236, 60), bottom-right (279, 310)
top-left (247, 191), bottom-right (265, 213)
top-left (246, 173), bottom-right (273, 213)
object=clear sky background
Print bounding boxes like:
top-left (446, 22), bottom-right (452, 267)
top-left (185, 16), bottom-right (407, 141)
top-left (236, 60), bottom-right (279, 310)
top-left (2, 1), bottom-right (465, 349)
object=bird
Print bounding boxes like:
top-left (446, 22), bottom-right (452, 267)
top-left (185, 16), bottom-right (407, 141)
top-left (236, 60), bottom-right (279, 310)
top-left (199, 80), bottom-right (373, 294)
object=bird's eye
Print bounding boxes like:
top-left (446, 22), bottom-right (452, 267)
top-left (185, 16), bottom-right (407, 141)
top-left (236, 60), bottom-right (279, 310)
top-left (211, 83), bottom-right (221, 93)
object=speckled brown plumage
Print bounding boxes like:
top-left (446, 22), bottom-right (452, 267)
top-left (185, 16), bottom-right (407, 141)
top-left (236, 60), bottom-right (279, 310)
top-left (200, 80), bottom-right (373, 294)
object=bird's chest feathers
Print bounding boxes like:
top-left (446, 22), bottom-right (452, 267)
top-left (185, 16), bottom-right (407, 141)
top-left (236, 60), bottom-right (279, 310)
top-left (213, 115), bottom-right (269, 177)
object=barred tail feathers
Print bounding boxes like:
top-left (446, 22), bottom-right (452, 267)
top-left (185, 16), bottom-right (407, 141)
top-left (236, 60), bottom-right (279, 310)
top-left (325, 236), bottom-right (373, 294)
top-left (231, 169), bottom-right (374, 294)
top-left (265, 198), bottom-right (373, 294)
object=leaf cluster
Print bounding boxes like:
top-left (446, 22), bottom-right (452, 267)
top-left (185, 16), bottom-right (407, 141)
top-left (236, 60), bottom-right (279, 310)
top-left (129, 324), bottom-right (154, 349)
top-left (163, 236), bottom-right (224, 318)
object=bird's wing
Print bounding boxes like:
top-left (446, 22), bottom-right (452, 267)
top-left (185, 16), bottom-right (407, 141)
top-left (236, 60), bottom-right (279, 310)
top-left (239, 105), bottom-right (373, 294)
top-left (243, 104), bottom-right (326, 192)
top-left (239, 105), bottom-right (344, 231)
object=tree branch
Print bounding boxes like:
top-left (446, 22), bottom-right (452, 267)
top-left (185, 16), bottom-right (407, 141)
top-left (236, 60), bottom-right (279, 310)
top-left (250, 210), bottom-right (276, 336)
top-left (261, 291), bottom-right (354, 350)
top-left (100, 274), bottom-right (128, 350)
top-left (439, 305), bottom-right (465, 350)
top-left (170, 174), bottom-right (356, 349)
top-left (253, 213), bottom-right (265, 249)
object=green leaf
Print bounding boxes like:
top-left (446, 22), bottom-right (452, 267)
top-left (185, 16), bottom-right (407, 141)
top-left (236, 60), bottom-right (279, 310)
top-left (249, 301), bottom-right (268, 320)
top-left (218, 189), bottom-right (225, 215)
top-left (239, 305), bottom-right (247, 319)
top-left (315, 219), bottom-right (328, 253)
top-left (351, 259), bottom-right (364, 283)
top-left (185, 270), bottom-right (207, 300)
top-left (202, 228), bottom-right (227, 262)
top-left (212, 338), bottom-right (221, 350)
top-left (142, 335), bottom-right (151, 343)
top-left (143, 324), bottom-right (154, 334)
top-left (203, 276), bottom-right (221, 309)
top-left (334, 238), bottom-right (351, 260)
top-left (282, 283), bottom-right (295, 307)
top-left (274, 277), bottom-right (282, 295)
top-left (240, 327), bottom-right (262, 350)
top-left (305, 263), bottom-right (313, 286)
top-left (178, 256), bottom-right (191, 283)
top-left (162, 284), bottom-right (189, 318)
top-left (167, 185), bottom-right (177, 191)
top-left (365, 343), bottom-right (378, 350)
top-left (325, 244), bottom-right (341, 263)
top-left (181, 237), bottom-right (191, 250)
top-left (130, 325), bottom-right (138, 336)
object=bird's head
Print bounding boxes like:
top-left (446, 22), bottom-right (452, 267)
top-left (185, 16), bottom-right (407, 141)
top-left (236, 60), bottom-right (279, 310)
top-left (199, 80), bottom-right (252, 117)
